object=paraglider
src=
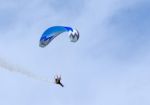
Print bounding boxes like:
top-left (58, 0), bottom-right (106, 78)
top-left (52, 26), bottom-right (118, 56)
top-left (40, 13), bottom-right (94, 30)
top-left (39, 26), bottom-right (79, 47)
top-left (39, 26), bottom-right (79, 88)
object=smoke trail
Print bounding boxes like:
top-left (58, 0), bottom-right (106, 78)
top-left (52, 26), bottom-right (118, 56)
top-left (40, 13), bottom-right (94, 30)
top-left (0, 57), bottom-right (50, 83)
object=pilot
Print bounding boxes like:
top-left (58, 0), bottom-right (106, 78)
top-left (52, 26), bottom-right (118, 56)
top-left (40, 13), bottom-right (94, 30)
top-left (54, 75), bottom-right (64, 87)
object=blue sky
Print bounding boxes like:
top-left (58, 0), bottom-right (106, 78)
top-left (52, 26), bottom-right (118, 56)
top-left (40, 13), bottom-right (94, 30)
top-left (0, 0), bottom-right (150, 105)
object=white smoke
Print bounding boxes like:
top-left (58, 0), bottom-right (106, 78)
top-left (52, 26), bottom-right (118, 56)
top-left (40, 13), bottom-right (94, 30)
top-left (0, 57), bottom-right (50, 83)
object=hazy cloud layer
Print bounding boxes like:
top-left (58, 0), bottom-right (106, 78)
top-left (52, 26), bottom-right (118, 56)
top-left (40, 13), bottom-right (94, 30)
top-left (0, 0), bottom-right (149, 105)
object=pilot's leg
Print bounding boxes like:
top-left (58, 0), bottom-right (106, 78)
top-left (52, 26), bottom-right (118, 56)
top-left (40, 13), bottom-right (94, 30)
top-left (60, 83), bottom-right (64, 87)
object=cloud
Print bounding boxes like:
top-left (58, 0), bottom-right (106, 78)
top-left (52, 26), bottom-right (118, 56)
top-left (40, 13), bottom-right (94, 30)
top-left (0, 0), bottom-right (150, 105)
top-left (83, 0), bottom-right (150, 62)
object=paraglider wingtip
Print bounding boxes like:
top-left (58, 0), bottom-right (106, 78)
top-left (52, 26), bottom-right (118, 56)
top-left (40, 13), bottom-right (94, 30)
top-left (39, 44), bottom-right (45, 48)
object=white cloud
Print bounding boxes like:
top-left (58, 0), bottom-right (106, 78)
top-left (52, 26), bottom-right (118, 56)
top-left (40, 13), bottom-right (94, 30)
top-left (0, 0), bottom-right (150, 105)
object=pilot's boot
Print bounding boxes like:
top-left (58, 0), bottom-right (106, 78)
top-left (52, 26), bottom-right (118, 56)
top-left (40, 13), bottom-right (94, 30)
top-left (59, 82), bottom-right (64, 87)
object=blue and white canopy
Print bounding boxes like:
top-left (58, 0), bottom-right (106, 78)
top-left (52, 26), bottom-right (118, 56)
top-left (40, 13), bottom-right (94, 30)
top-left (39, 26), bottom-right (79, 47)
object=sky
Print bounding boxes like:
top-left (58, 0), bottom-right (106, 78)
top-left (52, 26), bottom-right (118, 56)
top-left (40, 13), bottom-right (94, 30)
top-left (0, 0), bottom-right (150, 105)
